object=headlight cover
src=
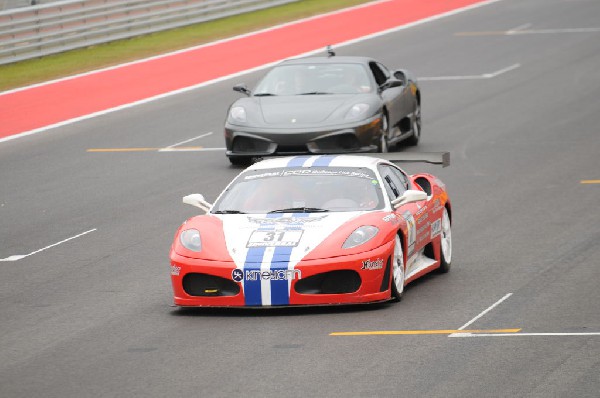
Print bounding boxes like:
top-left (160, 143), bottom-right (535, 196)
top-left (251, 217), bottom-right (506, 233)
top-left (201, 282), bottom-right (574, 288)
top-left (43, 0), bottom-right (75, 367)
top-left (345, 103), bottom-right (370, 120)
top-left (180, 229), bottom-right (202, 252)
top-left (229, 106), bottom-right (247, 123)
top-left (342, 225), bottom-right (379, 249)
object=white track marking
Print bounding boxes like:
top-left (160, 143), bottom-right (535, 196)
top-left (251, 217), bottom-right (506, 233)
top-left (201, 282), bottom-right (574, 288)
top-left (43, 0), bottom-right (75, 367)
top-left (419, 63), bottom-right (520, 81)
top-left (506, 23), bottom-right (532, 34)
top-left (162, 132), bottom-right (213, 149)
top-left (0, 228), bottom-right (97, 262)
top-left (158, 147), bottom-right (226, 152)
top-left (452, 332), bottom-right (600, 338)
top-left (0, 0), bottom-right (505, 143)
top-left (508, 27), bottom-right (600, 35)
top-left (455, 293), bottom-right (513, 331)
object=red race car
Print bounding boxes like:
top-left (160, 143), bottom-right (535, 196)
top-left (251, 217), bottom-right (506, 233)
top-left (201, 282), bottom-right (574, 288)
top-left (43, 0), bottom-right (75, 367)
top-left (170, 153), bottom-right (451, 307)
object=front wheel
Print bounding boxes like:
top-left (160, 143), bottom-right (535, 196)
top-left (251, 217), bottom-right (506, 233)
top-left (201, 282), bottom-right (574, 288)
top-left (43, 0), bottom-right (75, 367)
top-left (228, 156), bottom-right (252, 167)
top-left (438, 207), bottom-right (452, 273)
top-left (391, 234), bottom-right (405, 301)
top-left (405, 103), bottom-right (421, 146)
top-left (377, 113), bottom-right (389, 153)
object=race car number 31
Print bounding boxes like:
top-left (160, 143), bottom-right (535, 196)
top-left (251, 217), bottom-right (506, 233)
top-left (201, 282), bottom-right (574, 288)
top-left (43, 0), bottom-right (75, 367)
top-left (247, 230), bottom-right (303, 248)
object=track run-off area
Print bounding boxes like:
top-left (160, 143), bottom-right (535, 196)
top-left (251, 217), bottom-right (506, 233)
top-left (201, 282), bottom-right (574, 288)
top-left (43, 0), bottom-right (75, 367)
top-left (1, 0), bottom-right (599, 397)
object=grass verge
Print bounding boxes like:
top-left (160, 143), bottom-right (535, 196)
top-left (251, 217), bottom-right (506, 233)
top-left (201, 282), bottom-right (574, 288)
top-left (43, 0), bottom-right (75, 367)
top-left (0, 0), bottom-right (373, 92)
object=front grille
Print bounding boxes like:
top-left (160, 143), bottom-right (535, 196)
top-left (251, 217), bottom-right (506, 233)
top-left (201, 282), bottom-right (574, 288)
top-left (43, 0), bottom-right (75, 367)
top-left (295, 270), bottom-right (361, 294)
top-left (313, 133), bottom-right (360, 151)
top-left (182, 273), bottom-right (240, 297)
top-left (276, 144), bottom-right (309, 154)
top-left (232, 136), bottom-right (270, 152)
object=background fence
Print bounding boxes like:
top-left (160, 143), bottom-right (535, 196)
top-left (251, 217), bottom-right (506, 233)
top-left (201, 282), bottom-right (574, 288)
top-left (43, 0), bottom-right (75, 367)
top-left (0, 0), bottom-right (300, 65)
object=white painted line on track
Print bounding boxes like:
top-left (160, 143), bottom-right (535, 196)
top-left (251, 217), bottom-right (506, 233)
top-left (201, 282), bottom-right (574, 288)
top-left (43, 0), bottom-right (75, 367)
top-left (451, 332), bottom-right (600, 338)
top-left (158, 147), bottom-right (226, 152)
top-left (454, 293), bottom-right (513, 332)
top-left (161, 132), bottom-right (213, 149)
top-left (507, 27), bottom-right (600, 35)
top-left (0, 228), bottom-right (97, 262)
top-left (419, 63), bottom-right (520, 81)
top-left (0, 0), bottom-right (505, 144)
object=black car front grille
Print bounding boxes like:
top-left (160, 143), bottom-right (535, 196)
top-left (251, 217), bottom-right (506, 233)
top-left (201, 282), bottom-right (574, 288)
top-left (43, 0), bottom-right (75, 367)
top-left (276, 144), bottom-right (309, 154)
top-left (232, 136), bottom-right (271, 153)
top-left (182, 273), bottom-right (240, 297)
top-left (312, 133), bottom-right (360, 151)
top-left (294, 270), bottom-right (361, 294)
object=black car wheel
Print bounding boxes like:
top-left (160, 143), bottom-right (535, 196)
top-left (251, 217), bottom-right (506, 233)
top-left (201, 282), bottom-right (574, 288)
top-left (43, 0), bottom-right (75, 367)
top-left (406, 103), bottom-right (421, 146)
top-left (228, 157), bottom-right (252, 167)
top-left (378, 113), bottom-right (389, 153)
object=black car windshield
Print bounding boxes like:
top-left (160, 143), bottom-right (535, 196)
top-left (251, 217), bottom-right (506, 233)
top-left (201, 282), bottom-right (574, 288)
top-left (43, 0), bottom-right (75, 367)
top-left (212, 167), bottom-right (385, 214)
top-left (253, 63), bottom-right (373, 96)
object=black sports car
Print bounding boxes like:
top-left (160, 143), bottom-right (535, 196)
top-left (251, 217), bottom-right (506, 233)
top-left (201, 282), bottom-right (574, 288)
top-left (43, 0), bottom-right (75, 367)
top-left (224, 52), bottom-right (421, 165)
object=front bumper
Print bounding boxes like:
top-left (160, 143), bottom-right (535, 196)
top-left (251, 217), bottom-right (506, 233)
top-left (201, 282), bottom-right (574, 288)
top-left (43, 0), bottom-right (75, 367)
top-left (170, 239), bottom-right (394, 307)
top-left (224, 116), bottom-right (382, 158)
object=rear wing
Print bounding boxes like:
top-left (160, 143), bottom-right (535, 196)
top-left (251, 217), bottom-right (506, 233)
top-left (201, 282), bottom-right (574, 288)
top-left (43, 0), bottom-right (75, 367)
top-left (362, 152), bottom-right (450, 167)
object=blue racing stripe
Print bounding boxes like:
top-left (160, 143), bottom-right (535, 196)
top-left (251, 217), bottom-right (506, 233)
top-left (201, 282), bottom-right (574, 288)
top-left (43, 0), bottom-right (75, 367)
top-left (269, 213), bottom-right (309, 306)
top-left (312, 155), bottom-right (337, 167)
top-left (243, 213), bottom-right (282, 306)
top-left (243, 246), bottom-right (265, 306)
top-left (286, 156), bottom-right (312, 167)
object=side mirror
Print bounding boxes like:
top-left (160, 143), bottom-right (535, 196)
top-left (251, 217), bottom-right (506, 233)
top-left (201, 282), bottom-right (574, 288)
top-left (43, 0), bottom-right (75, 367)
top-left (183, 194), bottom-right (213, 213)
top-left (391, 190), bottom-right (427, 209)
top-left (393, 70), bottom-right (407, 85)
top-left (233, 83), bottom-right (251, 96)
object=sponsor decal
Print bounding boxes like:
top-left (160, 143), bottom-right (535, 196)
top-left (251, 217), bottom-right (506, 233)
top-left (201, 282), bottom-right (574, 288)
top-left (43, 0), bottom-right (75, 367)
top-left (244, 269), bottom-right (301, 281)
top-left (232, 269), bottom-right (243, 282)
top-left (361, 258), bottom-right (384, 270)
top-left (170, 265), bottom-right (181, 276)
top-left (247, 215), bottom-right (327, 225)
top-left (402, 211), bottom-right (416, 256)
top-left (232, 268), bottom-right (301, 282)
top-left (431, 219), bottom-right (442, 239)
top-left (382, 213), bottom-right (398, 223)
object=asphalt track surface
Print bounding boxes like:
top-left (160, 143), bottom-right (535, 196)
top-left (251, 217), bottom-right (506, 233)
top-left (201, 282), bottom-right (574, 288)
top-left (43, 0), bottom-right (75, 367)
top-left (1, 0), bottom-right (599, 397)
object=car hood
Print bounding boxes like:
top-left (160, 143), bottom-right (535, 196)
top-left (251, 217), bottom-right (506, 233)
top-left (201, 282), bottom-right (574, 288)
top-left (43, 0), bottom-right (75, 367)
top-left (257, 95), bottom-right (359, 125)
top-left (216, 212), bottom-right (367, 267)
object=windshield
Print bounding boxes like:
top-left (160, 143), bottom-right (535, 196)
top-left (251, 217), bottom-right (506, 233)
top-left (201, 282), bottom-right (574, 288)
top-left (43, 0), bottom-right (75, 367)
top-left (212, 167), bottom-right (385, 214)
top-left (253, 63), bottom-right (373, 96)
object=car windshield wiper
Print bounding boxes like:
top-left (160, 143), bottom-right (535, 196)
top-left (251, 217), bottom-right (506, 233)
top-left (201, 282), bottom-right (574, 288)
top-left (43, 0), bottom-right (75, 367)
top-left (268, 207), bottom-right (329, 213)
top-left (254, 93), bottom-right (277, 97)
top-left (298, 91), bottom-right (332, 95)
top-left (212, 210), bottom-right (247, 214)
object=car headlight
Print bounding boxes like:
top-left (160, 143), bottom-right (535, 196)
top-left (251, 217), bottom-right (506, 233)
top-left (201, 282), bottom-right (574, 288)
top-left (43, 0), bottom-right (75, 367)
top-left (180, 229), bottom-right (202, 252)
top-left (345, 103), bottom-right (369, 120)
top-left (342, 225), bottom-right (379, 249)
top-left (229, 106), bottom-right (247, 123)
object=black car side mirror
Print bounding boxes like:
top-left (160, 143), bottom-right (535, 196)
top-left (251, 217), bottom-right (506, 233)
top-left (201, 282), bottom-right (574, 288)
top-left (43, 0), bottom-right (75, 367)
top-left (233, 83), bottom-right (251, 96)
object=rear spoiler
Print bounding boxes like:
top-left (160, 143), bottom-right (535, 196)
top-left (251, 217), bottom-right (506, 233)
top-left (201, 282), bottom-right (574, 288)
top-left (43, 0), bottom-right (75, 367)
top-left (360, 152), bottom-right (450, 167)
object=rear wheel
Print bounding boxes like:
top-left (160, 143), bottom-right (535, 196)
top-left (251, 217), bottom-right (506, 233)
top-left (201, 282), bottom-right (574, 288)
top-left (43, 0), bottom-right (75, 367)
top-left (405, 103), bottom-right (421, 146)
top-left (391, 234), bottom-right (405, 301)
top-left (438, 207), bottom-right (452, 273)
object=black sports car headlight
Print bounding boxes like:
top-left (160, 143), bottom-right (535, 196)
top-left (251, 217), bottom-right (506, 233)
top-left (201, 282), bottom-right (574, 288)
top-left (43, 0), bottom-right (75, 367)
top-left (229, 106), bottom-right (247, 123)
top-left (345, 103), bottom-right (370, 120)
top-left (342, 226), bottom-right (379, 249)
top-left (180, 229), bottom-right (202, 252)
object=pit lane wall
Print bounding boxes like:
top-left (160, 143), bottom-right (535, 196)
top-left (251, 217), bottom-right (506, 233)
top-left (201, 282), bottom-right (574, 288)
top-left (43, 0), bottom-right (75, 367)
top-left (0, 0), bottom-right (300, 65)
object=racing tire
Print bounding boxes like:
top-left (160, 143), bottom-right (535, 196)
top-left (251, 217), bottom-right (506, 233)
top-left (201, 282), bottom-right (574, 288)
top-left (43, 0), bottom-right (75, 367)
top-left (405, 103), bottom-right (421, 146)
top-left (228, 156), bottom-right (252, 167)
top-left (438, 207), bottom-right (452, 273)
top-left (391, 234), bottom-right (405, 301)
top-left (378, 112), bottom-right (390, 153)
